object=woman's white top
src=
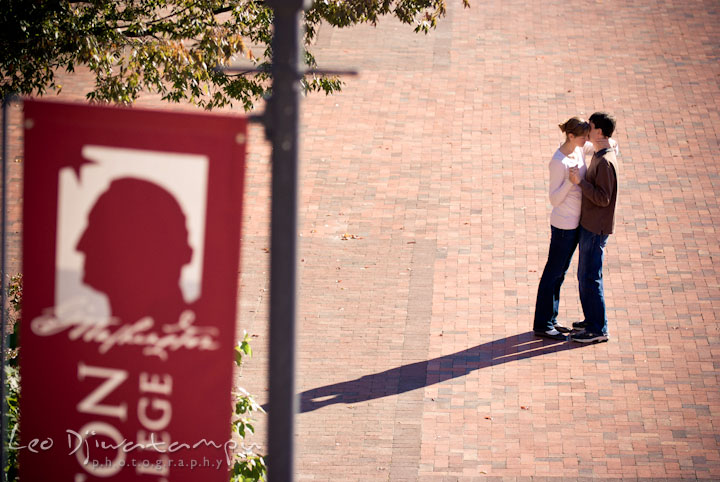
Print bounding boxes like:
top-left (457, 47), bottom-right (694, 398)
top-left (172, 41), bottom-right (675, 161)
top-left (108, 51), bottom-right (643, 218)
top-left (548, 145), bottom-right (587, 229)
top-left (548, 140), bottom-right (619, 229)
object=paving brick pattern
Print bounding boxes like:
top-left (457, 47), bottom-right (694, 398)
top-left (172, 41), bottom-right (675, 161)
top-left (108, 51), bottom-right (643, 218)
top-left (3, 0), bottom-right (720, 479)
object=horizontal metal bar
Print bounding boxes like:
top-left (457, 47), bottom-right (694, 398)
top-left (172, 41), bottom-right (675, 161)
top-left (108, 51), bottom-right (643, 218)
top-left (303, 68), bottom-right (359, 76)
top-left (248, 113), bottom-right (266, 124)
top-left (214, 66), bottom-right (359, 77)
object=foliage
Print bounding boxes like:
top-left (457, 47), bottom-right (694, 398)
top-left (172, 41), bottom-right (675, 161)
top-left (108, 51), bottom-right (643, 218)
top-left (6, 274), bottom-right (22, 354)
top-left (230, 331), bottom-right (266, 481)
top-left (235, 330), bottom-right (253, 367)
top-left (4, 274), bottom-right (22, 481)
top-left (4, 365), bottom-right (19, 482)
top-left (7, 274), bottom-right (22, 315)
top-left (0, 0), bottom-right (466, 110)
top-left (231, 453), bottom-right (266, 482)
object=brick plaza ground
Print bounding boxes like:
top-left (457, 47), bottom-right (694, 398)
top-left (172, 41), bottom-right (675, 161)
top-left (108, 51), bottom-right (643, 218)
top-left (3, 0), bottom-right (720, 479)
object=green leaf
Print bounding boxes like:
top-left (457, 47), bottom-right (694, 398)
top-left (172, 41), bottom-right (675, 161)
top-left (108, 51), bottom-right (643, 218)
top-left (0, 0), bottom-right (464, 109)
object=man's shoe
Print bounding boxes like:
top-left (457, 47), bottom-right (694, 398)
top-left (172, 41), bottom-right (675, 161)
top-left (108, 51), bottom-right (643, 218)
top-left (570, 331), bottom-right (608, 343)
top-left (572, 320), bottom-right (588, 330)
top-left (553, 323), bottom-right (571, 334)
top-left (534, 328), bottom-right (568, 341)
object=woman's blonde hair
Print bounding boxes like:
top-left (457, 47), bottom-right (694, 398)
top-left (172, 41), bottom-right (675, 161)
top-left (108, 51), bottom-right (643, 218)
top-left (559, 117), bottom-right (590, 137)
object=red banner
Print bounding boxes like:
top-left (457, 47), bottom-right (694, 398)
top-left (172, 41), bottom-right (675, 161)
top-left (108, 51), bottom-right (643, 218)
top-left (19, 99), bottom-right (247, 481)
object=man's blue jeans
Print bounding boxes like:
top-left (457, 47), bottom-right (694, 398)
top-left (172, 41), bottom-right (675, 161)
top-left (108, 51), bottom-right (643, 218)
top-left (578, 226), bottom-right (609, 335)
top-left (533, 226), bottom-right (579, 332)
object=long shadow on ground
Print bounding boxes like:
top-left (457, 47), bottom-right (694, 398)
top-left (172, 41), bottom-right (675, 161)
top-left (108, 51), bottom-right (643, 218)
top-left (297, 332), bottom-right (584, 412)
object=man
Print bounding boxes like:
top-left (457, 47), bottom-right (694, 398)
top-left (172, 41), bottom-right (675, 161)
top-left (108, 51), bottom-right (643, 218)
top-left (568, 112), bottom-right (619, 343)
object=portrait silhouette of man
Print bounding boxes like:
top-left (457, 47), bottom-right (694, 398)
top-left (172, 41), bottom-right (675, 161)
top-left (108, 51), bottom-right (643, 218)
top-left (75, 177), bottom-right (194, 325)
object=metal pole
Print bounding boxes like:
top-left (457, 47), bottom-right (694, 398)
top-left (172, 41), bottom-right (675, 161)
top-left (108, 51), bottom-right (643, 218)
top-left (265, 1), bottom-right (308, 480)
top-left (1, 95), bottom-right (14, 482)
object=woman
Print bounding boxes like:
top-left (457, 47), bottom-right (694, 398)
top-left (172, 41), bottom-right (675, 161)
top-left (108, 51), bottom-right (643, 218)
top-left (533, 117), bottom-right (589, 340)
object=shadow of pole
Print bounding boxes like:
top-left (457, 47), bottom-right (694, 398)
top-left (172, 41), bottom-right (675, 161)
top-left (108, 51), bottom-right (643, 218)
top-left (296, 332), bottom-right (585, 413)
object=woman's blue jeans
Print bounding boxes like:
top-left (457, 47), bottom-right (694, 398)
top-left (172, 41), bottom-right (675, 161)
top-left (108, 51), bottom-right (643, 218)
top-left (577, 226), bottom-right (609, 335)
top-left (533, 226), bottom-right (580, 332)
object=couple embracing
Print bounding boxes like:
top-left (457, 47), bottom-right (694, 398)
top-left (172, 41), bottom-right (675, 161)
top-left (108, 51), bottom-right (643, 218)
top-left (533, 112), bottom-right (619, 343)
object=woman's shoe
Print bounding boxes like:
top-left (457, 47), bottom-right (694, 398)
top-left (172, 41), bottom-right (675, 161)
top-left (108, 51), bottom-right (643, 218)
top-left (553, 323), bottom-right (571, 333)
top-left (533, 328), bottom-right (568, 340)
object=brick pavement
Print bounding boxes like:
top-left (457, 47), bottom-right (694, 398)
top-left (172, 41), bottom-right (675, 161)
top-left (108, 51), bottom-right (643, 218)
top-left (4, 0), bottom-right (720, 480)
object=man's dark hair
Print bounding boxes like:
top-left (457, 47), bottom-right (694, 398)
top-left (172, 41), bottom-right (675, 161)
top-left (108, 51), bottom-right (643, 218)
top-left (589, 111), bottom-right (616, 138)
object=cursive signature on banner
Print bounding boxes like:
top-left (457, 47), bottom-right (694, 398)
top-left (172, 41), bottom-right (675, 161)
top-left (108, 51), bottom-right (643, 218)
top-left (30, 310), bottom-right (219, 360)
